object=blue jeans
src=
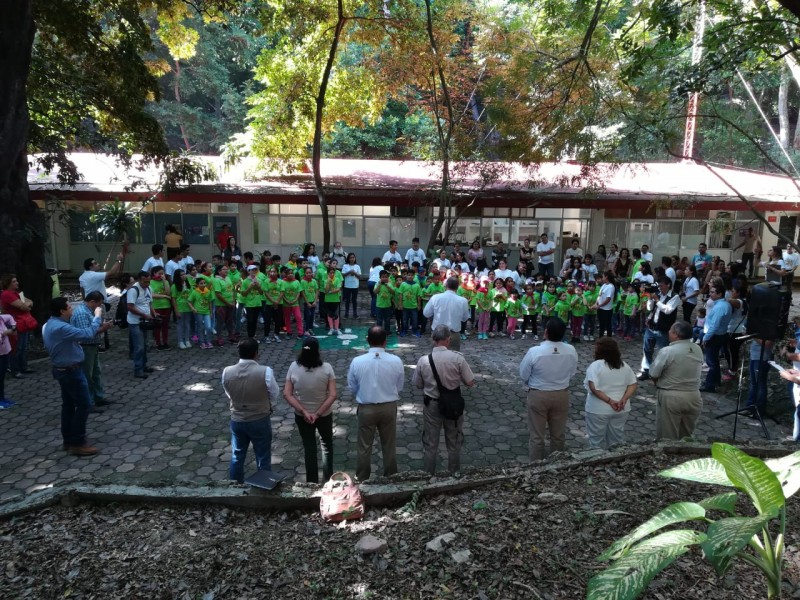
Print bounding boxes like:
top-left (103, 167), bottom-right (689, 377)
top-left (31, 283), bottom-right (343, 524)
top-left (129, 324), bottom-right (148, 374)
top-left (195, 313), bottom-right (213, 343)
top-left (641, 328), bottom-right (668, 372)
top-left (303, 303), bottom-right (316, 332)
top-left (230, 415), bottom-right (273, 483)
top-left (10, 331), bottom-right (30, 374)
top-left (53, 367), bottom-right (90, 447)
top-left (377, 306), bottom-right (393, 333)
top-left (177, 312), bottom-right (192, 344)
top-left (367, 281), bottom-right (377, 317)
top-left (747, 359), bottom-right (770, 410)
top-left (402, 308), bottom-right (418, 334)
top-left (80, 346), bottom-right (104, 407)
top-left (703, 334), bottom-right (728, 390)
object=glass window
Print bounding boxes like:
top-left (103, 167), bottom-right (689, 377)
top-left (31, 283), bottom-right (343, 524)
top-left (252, 203), bottom-right (270, 214)
top-left (563, 208), bottom-right (591, 218)
top-left (511, 219), bottom-right (538, 246)
top-left (334, 205), bottom-right (361, 216)
top-left (183, 214), bottom-right (210, 245)
top-left (628, 221), bottom-right (653, 250)
top-left (280, 216), bottom-right (306, 245)
top-left (653, 221), bottom-right (681, 254)
top-left (153, 201), bottom-right (181, 213)
top-left (391, 217), bottom-right (416, 243)
top-left (535, 208), bottom-right (562, 218)
top-left (308, 217), bottom-right (324, 246)
top-left (709, 218), bottom-right (744, 249)
top-left (681, 221), bottom-right (707, 250)
top-left (482, 207), bottom-right (496, 216)
top-left (364, 218), bottom-right (391, 246)
top-left (211, 203), bottom-right (239, 213)
top-left (307, 203), bottom-right (321, 216)
top-left (602, 220), bottom-right (628, 249)
top-left (364, 205), bottom-right (391, 216)
top-left (489, 217), bottom-right (510, 244)
top-left (459, 218), bottom-right (482, 247)
top-left (154, 213), bottom-right (182, 244)
top-left (254, 214), bottom-right (273, 245)
top-left (280, 203), bottom-right (307, 215)
top-left (137, 211), bottom-right (156, 245)
top-left (69, 207), bottom-right (96, 242)
top-left (182, 203), bottom-right (210, 214)
top-left (335, 216), bottom-right (362, 246)
top-left (562, 220), bottom-right (585, 245)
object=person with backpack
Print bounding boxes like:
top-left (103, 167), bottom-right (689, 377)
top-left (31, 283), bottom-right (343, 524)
top-left (413, 325), bottom-right (475, 475)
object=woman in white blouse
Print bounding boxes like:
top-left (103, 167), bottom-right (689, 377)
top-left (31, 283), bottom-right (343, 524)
top-left (584, 338), bottom-right (637, 449)
top-left (341, 253), bottom-right (362, 319)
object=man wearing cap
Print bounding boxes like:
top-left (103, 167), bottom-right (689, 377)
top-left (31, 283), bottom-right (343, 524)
top-left (423, 276), bottom-right (470, 351)
top-left (413, 324), bottom-right (475, 475)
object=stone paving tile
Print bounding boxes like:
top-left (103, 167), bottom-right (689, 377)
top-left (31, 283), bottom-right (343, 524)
top-left (0, 296), bottom-right (794, 500)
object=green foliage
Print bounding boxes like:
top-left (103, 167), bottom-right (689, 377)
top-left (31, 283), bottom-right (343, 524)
top-left (588, 443), bottom-right (800, 600)
top-left (89, 199), bottom-right (144, 243)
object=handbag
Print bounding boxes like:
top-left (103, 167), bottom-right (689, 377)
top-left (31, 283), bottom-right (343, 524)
top-left (15, 312), bottom-right (37, 334)
top-left (319, 472), bottom-right (365, 522)
top-left (428, 354), bottom-right (465, 420)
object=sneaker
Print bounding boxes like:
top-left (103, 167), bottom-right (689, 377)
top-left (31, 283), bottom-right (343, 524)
top-left (262, 337), bottom-right (271, 344)
top-left (533, 335), bottom-right (539, 341)
top-left (460, 333), bottom-right (467, 340)
top-left (273, 335), bottom-right (281, 343)
top-left (521, 334), bottom-right (527, 340)
top-left (258, 316), bottom-right (264, 324)
top-left (583, 335), bottom-right (589, 341)
top-left (328, 328), bottom-right (335, 335)
top-left (191, 335), bottom-right (199, 343)
top-left (488, 332), bottom-right (495, 338)
top-left (510, 334), bottom-right (516, 340)
top-left (415, 332), bottom-right (422, 338)
top-left (589, 335), bottom-right (594, 341)
top-left (336, 329), bottom-right (342, 335)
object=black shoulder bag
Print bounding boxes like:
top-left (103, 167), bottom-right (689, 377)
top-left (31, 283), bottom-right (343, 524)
top-left (428, 354), bottom-right (464, 420)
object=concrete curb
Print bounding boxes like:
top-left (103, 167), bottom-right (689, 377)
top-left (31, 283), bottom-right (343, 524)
top-left (1, 441), bottom-right (795, 520)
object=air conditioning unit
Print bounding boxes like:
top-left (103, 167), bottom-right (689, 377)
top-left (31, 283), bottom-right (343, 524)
top-left (391, 206), bottom-right (417, 218)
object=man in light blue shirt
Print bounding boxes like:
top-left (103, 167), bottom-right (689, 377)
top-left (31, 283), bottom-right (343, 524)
top-left (347, 326), bottom-right (405, 481)
top-left (519, 318), bottom-right (578, 460)
top-left (43, 297), bottom-right (112, 456)
top-left (700, 285), bottom-right (732, 393)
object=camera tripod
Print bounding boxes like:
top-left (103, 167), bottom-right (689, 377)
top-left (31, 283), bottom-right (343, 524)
top-left (715, 333), bottom-right (770, 440)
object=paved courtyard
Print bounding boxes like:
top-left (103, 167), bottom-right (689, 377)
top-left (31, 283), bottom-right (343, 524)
top-left (0, 299), bottom-right (792, 502)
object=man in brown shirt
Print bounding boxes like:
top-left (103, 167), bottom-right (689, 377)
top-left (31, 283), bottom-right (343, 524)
top-left (413, 325), bottom-right (475, 475)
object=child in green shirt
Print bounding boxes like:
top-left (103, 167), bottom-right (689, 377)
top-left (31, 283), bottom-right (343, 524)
top-left (188, 278), bottom-right (214, 348)
top-left (554, 291), bottom-right (571, 328)
top-left (622, 281), bottom-right (639, 341)
top-left (458, 276), bottom-right (476, 339)
top-left (392, 274), bottom-right (404, 334)
top-left (171, 269), bottom-right (193, 349)
top-left (214, 265), bottom-right (236, 346)
top-left (489, 278), bottom-right (508, 337)
top-left (262, 268), bottom-right (283, 343)
top-left (301, 267), bottom-right (319, 335)
top-left (569, 285), bottom-right (588, 344)
top-left (583, 280), bottom-right (599, 341)
top-left (475, 283), bottom-right (492, 340)
top-left (505, 290), bottom-right (524, 339)
top-left (149, 266), bottom-right (172, 350)
top-left (324, 262), bottom-right (344, 335)
top-left (419, 273), bottom-right (444, 335)
top-left (281, 268), bottom-right (304, 338)
top-left (399, 272), bottom-right (422, 337)
top-left (520, 283), bottom-right (539, 340)
top-left (541, 283), bottom-right (557, 320)
top-left (374, 270), bottom-right (395, 334)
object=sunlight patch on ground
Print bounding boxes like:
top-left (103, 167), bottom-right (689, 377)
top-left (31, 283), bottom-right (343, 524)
top-left (183, 382), bottom-right (213, 392)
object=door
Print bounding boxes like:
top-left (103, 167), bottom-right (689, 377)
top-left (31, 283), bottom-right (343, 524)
top-left (212, 215), bottom-right (238, 253)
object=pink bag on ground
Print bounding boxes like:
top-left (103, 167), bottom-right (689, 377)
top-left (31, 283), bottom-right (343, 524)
top-left (319, 472), bottom-right (365, 522)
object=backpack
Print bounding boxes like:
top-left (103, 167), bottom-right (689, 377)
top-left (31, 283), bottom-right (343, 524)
top-left (320, 472), bottom-right (364, 522)
top-left (428, 354), bottom-right (465, 420)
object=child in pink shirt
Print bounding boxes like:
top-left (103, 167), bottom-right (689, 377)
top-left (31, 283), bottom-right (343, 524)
top-left (0, 314), bottom-right (16, 407)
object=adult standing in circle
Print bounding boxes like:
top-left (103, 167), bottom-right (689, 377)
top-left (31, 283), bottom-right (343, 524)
top-left (342, 253), bottom-right (362, 320)
top-left (423, 276), bottom-right (470, 351)
top-left (680, 265), bottom-right (701, 322)
top-left (284, 337), bottom-right (337, 483)
top-left (614, 248), bottom-right (631, 280)
top-left (367, 257), bottom-right (382, 319)
top-left (0, 274), bottom-right (35, 379)
top-left (637, 276), bottom-right (681, 382)
top-left (519, 318), bottom-right (578, 460)
top-left (519, 238), bottom-right (534, 277)
top-left (595, 271), bottom-right (616, 338)
top-left (536, 233), bottom-right (556, 279)
top-left (164, 224), bottom-right (183, 261)
top-left (605, 244), bottom-right (619, 273)
top-left (467, 240), bottom-right (486, 272)
top-left (221, 236), bottom-right (243, 271)
top-left (584, 338), bottom-right (637, 449)
top-left (593, 245), bottom-right (607, 275)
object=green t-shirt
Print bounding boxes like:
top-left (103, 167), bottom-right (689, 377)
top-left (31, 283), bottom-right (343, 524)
top-left (262, 278), bottom-right (283, 305)
top-left (281, 279), bottom-right (302, 307)
top-left (490, 288), bottom-right (508, 312)
top-left (215, 276), bottom-right (235, 305)
top-left (300, 278), bottom-right (319, 304)
top-left (375, 281), bottom-right (395, 309)
top-left (188, 288), bottom-right (213, 315)
top-left (421, 282), bottom-right (444, 306)
top-left (150, 278), bottom-right (171, 310)
top-left (240, 277), bottom-right (264, 308)
top-left (584, 289), bottom-right (599, 315)
top-left (399, 281), bottom-right (421, 309)
top-left (505, 298), bottom-right (523, 318)
top-left (571, 293), bottom-right (588, 317)
top-left (171, 283), bottom-right (192, 314)
top-left (622, 293), bottom-right (639, 317)
top-left (458, 286), bottom-right (475, 306)
top-left (475, 290), bottom-right (491, 313)
top-left (522, 292), bottom-right (539, 316)
top-left (554, 300), bottom-right (571, 323)
top-left (542, 291), bottom-right (557, 316)
top-left (323, 271), bottom-right (344, 303)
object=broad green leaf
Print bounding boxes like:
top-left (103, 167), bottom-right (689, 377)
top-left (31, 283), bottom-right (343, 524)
top-left (766, 451), bottom-right (800, 499)
top-left (700, 515), bottom-right (773, 575)
top-left (698, 492), bottom-right (738, 516)
top-left (659, 457), bottom-right (733, 487)
top-left (629, 529), bottom-right (707, 554)
top-left (588, 543), bottom-right (691, 600)
top-left (598, 502), bottom-right (706, 561)
top-left (712, 443), bottom-right (784, 517)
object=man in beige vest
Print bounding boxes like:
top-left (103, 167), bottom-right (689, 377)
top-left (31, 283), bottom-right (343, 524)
top-left (649, 321), bottom-right (703, 440)
top-left (222, 338), bottom-right (280, 483)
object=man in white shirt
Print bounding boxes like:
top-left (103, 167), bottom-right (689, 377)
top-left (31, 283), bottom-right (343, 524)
top-left (127, 271), bottom-right (156, 379)
top-left (405, 237), bottom-right (426, 268)
top-left (661, 256), bottom-right (676, 286)
top-left (641, 245), bottom-right (653, 262)
top-left (79, 254), bottom-right (125, 302)
top-left (519, 318), bottom-right (578, 460)
top-left (347, 326), bottom-right (405, 481)
top-left (382, 240), bottom-right (403, 266)
top-left (565, 238), bottom-right (584, 259)
top-left (141, 244), bottom-right (165, 273)
top-left (783, 245), bottom-right (800, 293)
top-left (596, 271), bottom-right (616, 337)
top-left (423, 277), bottom-right (470, 350)
top-left (165, 250), bottom-right (184, 282)
top-left (536, 233), bottom-right (556, 278)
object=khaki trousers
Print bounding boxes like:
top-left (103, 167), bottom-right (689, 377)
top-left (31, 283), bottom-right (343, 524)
top-left (655, 389), bottom-right (702, 441)
top-left (422, 398), bottom-right (464, 475)
top-left (526, 389), bottom-right (569, 461)
top-left (356, 402), bottom-right (398, 481)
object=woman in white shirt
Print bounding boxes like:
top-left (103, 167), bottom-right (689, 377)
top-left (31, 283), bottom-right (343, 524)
top-left (284, 338), bottom-right (337, 483)
top-left (582, 254), bottom-right (599, 281)
top-left (632, 261), bottom-right (654, 285)
top-left (341, 253), bottom-right (362, 319)
top-left (605, 244), bottom-right (619, 272)
top-left (584, 338), bottom-right (637, 449)
top-left (681, 265), bottom-right (701, 321)
top-left (433, 249), bottom-right (452, 270)
top-left (367, 257), bottom-right (382, 318)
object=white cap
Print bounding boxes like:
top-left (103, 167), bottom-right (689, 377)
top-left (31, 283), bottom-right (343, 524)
top-left (246, 265), bottom-right (258, 271)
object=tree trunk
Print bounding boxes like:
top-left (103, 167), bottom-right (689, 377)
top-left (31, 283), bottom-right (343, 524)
top-left (779, 65), bottom-right (790, 149)
top-left (0, 1), bottom-right (51, 326)
top-left (311, 0), bottom-right (346, 254)
top-left (174, 59), bottom-right (192, 152)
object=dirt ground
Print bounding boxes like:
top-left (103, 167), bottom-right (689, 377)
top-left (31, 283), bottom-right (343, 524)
top-left (2, 451), bottom-right (799, 600)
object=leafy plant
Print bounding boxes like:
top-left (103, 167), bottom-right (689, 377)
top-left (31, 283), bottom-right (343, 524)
top-left (588, 443), bottom-right (800, 600)
top-left (89, 198), bottom-right (144, 269)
